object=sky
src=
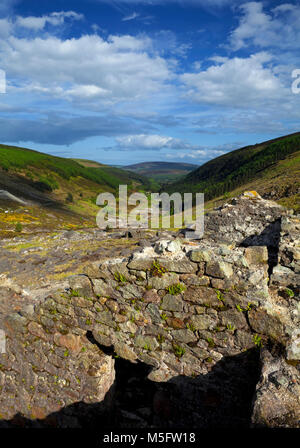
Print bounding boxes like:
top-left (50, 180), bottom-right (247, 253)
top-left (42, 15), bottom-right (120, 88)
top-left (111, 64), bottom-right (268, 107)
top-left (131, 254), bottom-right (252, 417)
top-left (0, 0), bottom-right (299, 165)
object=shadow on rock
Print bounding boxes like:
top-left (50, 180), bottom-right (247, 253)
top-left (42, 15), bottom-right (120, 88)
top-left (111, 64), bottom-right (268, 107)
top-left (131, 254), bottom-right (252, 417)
top-left (0, 348), bottom-right (261, 429)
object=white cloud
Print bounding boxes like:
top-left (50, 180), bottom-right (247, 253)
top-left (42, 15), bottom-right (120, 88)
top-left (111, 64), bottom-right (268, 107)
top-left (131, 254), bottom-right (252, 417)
top-left (0, 18), bottom-right (13, 37)
top-left (15, 11), bottom-right (84, 31)
top-left (122, 12), bottom-right (140, 21)
top-left (1, 34), bottom-right (171, 103)
top-left (230, 2), bottom-right (300, 50)
top-left (116, 134), bottom-right (195, 150)
top-left (164, 143), bottom-right (238, 161)
top-left (152, 30), bottom-right (192, 58)
top-left (180, 52), bottom-right (285, 107)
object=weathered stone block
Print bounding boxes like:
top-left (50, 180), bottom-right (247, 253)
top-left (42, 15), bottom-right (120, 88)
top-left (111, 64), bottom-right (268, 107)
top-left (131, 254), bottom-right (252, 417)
top-left (53, 333), bottom-right (82, 354)
top-left (161, 294), bottom-right (183, 312)
top-left (244, 246), bottom-right (268, 265)
top-left (114, 342), bottom-right (137, 362)
top-left (220, 309), bottom-right (248, 329)
top-left (206, 261), bottom-right (233, 279)
top-left (157, 257), bottom-right (197, 273)
top-left (184, 287), bottom-right (220, 306)
top-left (190, 249), bottom-right (212, 262)
top-left (68, 275), bottom-right (94, 298)
top-left (143, 289), bottom-right (161, 304)
top-left (172, 329), bottom-right (197, 344)
top-left (134, 335), bottom-right (159, 351)
top-left (148, 273), bottom-right (179, 290)
top-left (190, 314), bottom-right (216, 331)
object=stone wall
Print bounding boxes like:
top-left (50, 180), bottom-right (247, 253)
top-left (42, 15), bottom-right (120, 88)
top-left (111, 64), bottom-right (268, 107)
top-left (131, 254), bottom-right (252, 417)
top-left (0, 193), bottom-right (299, 427)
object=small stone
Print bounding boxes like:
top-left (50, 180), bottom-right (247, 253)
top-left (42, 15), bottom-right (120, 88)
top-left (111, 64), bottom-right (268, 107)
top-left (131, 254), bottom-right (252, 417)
top-left (155, 239), bottom-right (182, 254)
top-left (166, 317), bottom-right (185, 329)
top-left (135, 335), bottom-right (159, 351)
top-left (190, 314), bottom-right (216, 331)
top-left (286, 333), bottom-right (300, 361)
top-left (242, 191), bottom-right (262, 199)
top-left (190, 249), bottom-right (212, 262)
top-left (161, 294), bottom-right (183, 312)
top-left (220, 309), bottom-right (248, 329)
top-left (206, 261), bottom-right (233, 279)
top-left (244, 246), bottom-right (268, 265)
top-left (68, 275), bottom-right (94, 297)
top-left (180, 274), bottom-right (209, 286)
top-left (28, 322), bottom-right (49, 341)
top-left (106, 299), bottom-right (119, 313)
top-left (114, 342), bottom-right (137, 362)
top-left (157, 258), bottom-right (197, 273)
top-left (172, 329), bottom-right (197, 344)
top-left (148, 273), bottom-right (179, 290)
top-left (248, 308), bottom-right (287, 344)
top-left (53, 333), bottom-right (82, 354)
top-left (143, 289), bottom-right (161, 304)
top-left (95, 311), bottom-right (115, 328)
top-left (184, 287), bottom-right (220, 306)
top-left (146, 304), bottom-right (161, 324)
top-left (235, 330), bottom-right (255, 349)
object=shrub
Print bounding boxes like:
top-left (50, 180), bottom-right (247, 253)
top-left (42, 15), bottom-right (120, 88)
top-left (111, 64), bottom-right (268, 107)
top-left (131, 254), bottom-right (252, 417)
top-left (253, 334), bottom-right (263, 348)
top-left (167, 283), bottom-right (186, 295)
top-left (114, 272), bottom-right (127, 283)
top-left (285, 288), bottom-right (295, 298)
top-left (150, 260), bottom-right (167, 277)
top-left (15, 222), bottom-right (23, 232)
top-left (173, 345), bottom-right (185, 358)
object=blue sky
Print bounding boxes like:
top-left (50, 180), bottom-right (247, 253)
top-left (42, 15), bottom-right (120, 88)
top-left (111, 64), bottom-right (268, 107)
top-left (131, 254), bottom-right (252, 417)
top-left (0, 0), bottom-right (299, 165)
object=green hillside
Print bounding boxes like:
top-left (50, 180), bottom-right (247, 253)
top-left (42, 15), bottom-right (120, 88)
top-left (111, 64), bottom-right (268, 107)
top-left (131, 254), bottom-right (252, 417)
top-left (0, 144), bottom-right (154, 237)
top-left (167, 133), bottom-right (300, 209)
top-left (0, 144), bottom-right (154, 192)
top-left (124, 161), bottom-right (198, 184)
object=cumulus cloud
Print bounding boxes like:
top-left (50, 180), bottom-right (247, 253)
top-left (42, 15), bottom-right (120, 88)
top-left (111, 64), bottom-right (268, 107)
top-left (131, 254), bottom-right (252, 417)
top-left (15, 11), bottom-right (84, 31)
top-left (1, 34), bottom-right (170, 103)
top-left (164, 142), bottom-right (239, 161)
top-left (0, 18), bottom-right (13, 37)
top-left (180, 52), bottom-right (285, 107)
top-left (230, 2), bottom-right (300, 50)
top-left (115, 134), bottom-right (196, 150)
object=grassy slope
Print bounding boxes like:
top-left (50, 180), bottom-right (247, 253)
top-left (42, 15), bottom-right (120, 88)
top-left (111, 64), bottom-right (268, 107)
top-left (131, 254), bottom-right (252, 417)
top-left (0, 144), bottom-right (153, 236)
top-left (203, 150), bottom-right (300, 212)
top-left (124, 161), bottom-right (199, 184)
top-left (167, 133), bottom-right (300, 211)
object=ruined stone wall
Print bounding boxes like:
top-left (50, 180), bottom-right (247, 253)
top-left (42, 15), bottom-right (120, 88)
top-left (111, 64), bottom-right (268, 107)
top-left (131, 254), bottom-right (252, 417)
top-left (0, 194), bottom-right (298, 427)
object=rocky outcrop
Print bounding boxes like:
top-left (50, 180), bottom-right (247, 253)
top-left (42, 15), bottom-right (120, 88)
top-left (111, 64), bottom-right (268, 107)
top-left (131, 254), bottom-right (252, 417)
top-left (0, 192), bottom-right (298, 427)
top-left (252, 348), bottom-right (300, 427)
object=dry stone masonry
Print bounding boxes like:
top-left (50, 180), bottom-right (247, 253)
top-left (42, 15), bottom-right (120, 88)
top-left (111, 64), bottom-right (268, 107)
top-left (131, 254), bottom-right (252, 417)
top-left (0, 192), bottom-right (299, 427)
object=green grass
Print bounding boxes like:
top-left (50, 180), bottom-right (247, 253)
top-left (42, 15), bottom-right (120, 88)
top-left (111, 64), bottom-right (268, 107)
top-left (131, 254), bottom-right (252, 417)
top-left (0, 144), bottom-right (154, 192)
top-left (167, 133), bottom-right (300, 202)
top-left (167, 283), bottom-right (186, 295)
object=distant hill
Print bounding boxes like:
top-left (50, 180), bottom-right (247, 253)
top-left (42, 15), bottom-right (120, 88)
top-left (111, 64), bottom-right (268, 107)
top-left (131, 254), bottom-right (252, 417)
top-left (0, 144), bottom-right (154, 236)
top-left (123, 161), bottom-right (199, 184)
top-left (166, 133), bottom-right (300, 211)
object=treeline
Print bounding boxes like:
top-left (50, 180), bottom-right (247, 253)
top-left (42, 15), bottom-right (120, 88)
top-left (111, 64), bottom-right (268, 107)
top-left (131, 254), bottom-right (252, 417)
top-left (167, 134), bottom-right (300, 201)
